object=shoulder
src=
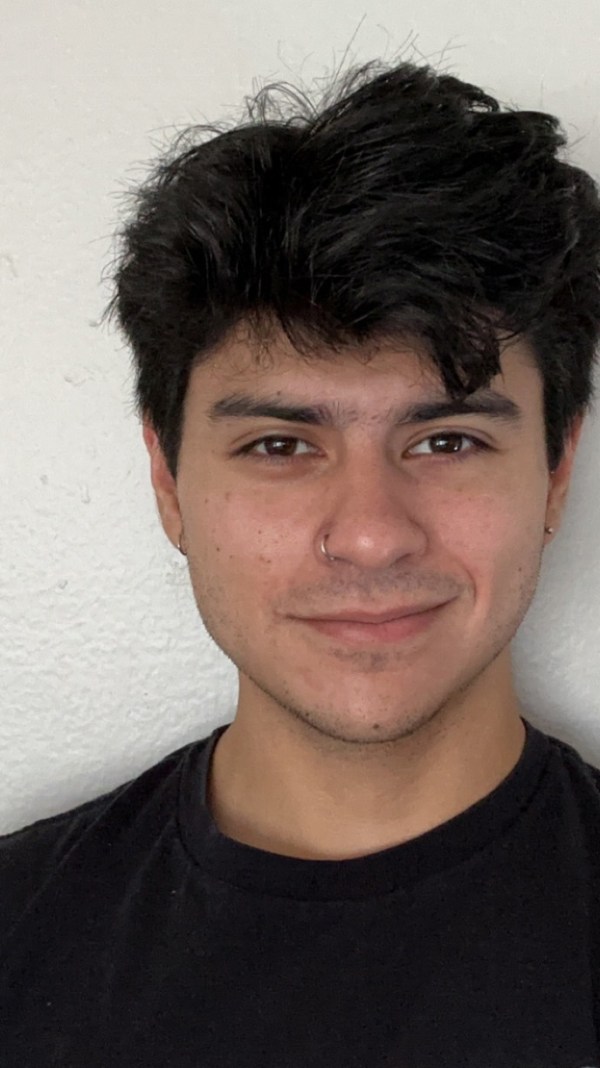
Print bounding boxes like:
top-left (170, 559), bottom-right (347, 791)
top-left (544, 726), bottom-right (600, 833)
top-left (0, 736), bottom-right (203, 944)
top-left (546, 728), bottom-right (600, 789)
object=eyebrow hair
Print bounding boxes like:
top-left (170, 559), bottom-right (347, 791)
top-left (207, 388), bottom-right (524, 430)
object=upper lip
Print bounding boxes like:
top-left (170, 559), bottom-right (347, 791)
top-left (303, 602), bottom-right (447, 624)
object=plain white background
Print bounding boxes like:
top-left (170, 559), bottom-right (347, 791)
top-left (2, 0), bottom-right (600, 834)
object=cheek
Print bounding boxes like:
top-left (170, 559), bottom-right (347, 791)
top-left (445, 475), bottom-right (544, 552)
top-left (447, 492), bottom-right (545, 615)
top-left (189, 491), bottom-right (304, 575)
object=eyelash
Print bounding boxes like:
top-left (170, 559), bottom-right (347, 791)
top-left (234, 432), bottom-right (491, 465)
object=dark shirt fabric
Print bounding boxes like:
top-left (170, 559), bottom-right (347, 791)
top-left (1, 717), bottom-right (600, 1068)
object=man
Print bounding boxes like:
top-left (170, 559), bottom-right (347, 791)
top-left (2, 58), bottom-right (600, 1067)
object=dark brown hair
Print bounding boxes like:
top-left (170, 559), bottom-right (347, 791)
top-left (108, 59), bottom-right (600, 477)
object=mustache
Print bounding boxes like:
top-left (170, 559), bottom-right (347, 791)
top-left (283, 576), bottom-right (460, 613)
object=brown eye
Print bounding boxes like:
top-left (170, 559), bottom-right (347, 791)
top-left (409, 433), bottom-right (489, 459)
top-left (237, 436), bottom-right (315, 460)
top-left (260, 437), bottom-right (302, 457)
top-left (423, 434), bottom-right (462, 454)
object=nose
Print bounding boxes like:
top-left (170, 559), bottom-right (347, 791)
top-left (318, 451), bottom-right (427, 569)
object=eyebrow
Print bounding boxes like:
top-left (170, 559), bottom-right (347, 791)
top-left (207, 388), bottom-right (524, 430)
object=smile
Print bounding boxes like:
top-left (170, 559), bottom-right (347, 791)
top-left (297, 603), bottom-right (448, 645)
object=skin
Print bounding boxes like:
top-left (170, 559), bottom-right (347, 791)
top-left (143, 327), bottom-right (585, 861)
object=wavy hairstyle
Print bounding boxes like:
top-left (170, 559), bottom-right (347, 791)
top-left (108, 59), bottom-right (600, 478)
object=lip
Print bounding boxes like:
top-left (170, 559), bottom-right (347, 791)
top-left (297, 602), bottom-right (449, 645)
top-left (304, 603), bottom-right (446, 624)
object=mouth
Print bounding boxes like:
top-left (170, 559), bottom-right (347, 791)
top-left (296, 603), bottom-right (449, 645)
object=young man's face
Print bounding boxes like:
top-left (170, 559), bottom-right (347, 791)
top-left (144, 329), bottom-right (583, 745)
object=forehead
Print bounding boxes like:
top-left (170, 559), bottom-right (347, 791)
top-left (187, 327), bottom-right (541, 412)
top-left (200, 325), bottom-right (448, 382)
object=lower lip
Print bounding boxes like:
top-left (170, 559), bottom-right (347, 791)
top-left (300, 604), bottom-right (447, 645)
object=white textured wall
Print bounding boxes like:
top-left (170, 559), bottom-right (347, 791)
top-left (2, 0), bottom-right (600, 834)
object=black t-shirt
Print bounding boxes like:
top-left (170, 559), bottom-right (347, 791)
top-left (1, 717), bottom-right (600, 1068)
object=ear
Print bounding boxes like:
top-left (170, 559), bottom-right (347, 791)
top-left (546, 413), bottom-right (586, 528)
top-left (142, 418), bottom-right (182, 550)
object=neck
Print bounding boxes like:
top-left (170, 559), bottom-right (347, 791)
top-left (207, 670), bottom-right (527, 862)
